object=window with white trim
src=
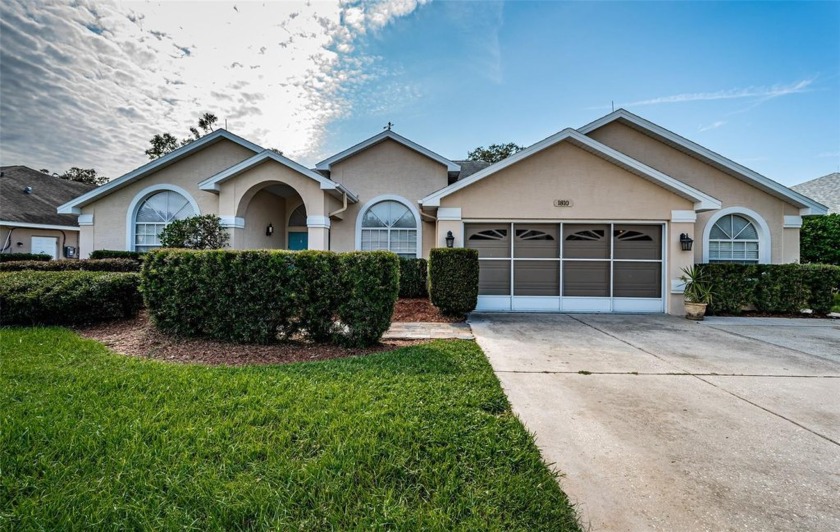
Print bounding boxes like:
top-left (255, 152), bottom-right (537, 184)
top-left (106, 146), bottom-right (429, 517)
top-left (360, 200), bottom-right (417, 257)
top-left (134, 190), bottom-right (195, 252)
top-left (708, 214), bottom-right (759, 263)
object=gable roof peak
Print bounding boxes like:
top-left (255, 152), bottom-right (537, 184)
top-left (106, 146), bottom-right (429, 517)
top-left (316, 129), bottom-right (460, 172)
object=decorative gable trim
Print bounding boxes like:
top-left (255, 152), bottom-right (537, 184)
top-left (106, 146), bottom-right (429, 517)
top-left (579, 109), bottom-right (828, 216)
top-left (57, 130), bottom-right (264, 214)
top-left (316, 130), bottom-right (460, 172)
top-left (420, 128), bottom-right (721, 211)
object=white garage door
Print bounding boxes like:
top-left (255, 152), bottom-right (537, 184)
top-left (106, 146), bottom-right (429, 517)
top-left (466, 223), bottom-right (664, 312)
top-left (31, 236), bottom-right (58, 260)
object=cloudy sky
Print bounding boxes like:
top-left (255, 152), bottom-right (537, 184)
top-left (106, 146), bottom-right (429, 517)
top-left (1, 1), bottom-right (838, 186)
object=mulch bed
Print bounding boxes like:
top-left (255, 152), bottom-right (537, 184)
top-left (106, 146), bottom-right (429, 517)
top-left (391, 298), bottom-right (464, 323)
top-left (76, 298), bottom-right (460, 366)
top-left (77, 312), bottom-right (423, 366)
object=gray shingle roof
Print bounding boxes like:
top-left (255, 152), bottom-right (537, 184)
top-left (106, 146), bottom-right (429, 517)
top-left (791, 172), bottom-right (839, 214)
top-left (0, 166), bottom-right (96, 226)
top-left (452, 160), bottom-right (492, 183)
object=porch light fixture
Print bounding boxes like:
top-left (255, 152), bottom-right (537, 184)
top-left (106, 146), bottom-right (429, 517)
top-left (266, 223), bottom-right (274, 237)
top-left (445, 231), bottom-right (455, 248)
top-left (680, 233), bottom-right (693, 251)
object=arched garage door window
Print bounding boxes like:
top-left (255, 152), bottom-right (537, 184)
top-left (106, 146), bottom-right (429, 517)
top-left (708, 214), bottom-right (759, 263)
top-left (134, 190), bottom-right (195, 252)
top-left (360, 199), bottom-right (418, 257)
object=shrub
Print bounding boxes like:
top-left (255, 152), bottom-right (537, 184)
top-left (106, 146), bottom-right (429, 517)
top-left (398, 257), bottom-right (428, 298)
top-left (293, 251), bottom-right (341, 343)
top-left (89, 250), bottom-right (144, 261)
top-left (801, 213), bottom-right (840, 265)
top-left (141, 249), bottom-right (399, 346)
top-left (0, 253), bottom-right (51, 262)
top-left (700, 263), bottom-right (840, 315)
top-left (0, 271), bottom-right (142, 325)
top-left (0, 258), bottom-right (140, 272)
top-left (429, 248), bottom-right (479, 317)
top-left (159, 214), bottom-right (229, 249)
top-left (337, 252), bottom-right (400, 347)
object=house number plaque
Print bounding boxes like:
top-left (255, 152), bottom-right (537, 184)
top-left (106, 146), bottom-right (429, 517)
top-left (553, 199), bottom-right (574, 207)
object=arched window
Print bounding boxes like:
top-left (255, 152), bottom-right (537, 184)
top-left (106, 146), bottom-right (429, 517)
top-left (708, 214), bottom-right (759, 263)
top-left (134, 190), bottom-right (196, 252)
top-left (359, 199), bottom-right (418, 257)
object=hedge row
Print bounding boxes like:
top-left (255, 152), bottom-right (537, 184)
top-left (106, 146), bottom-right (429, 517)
top-left (89, 250), bottom-right (145, 261)
top-left (141, 249), bottom-right (399, 346)
top-left (0, 258), bottom-right (140, 272)
top-left (429, 248), bottom-right (479, 317)
top-left (700, 263), bottom-right (840, 315)
top-left (398, 258), bottom-right (428, 298)
top-left (0, 253), bottom-right (51, 262)
top-left (0, 271), bottom-right (142, 325)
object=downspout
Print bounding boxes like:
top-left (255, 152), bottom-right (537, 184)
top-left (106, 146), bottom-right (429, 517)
top-left (1, 227), bottom-right (14, 253)
top-left (328, 190), bottom-right (348, 218)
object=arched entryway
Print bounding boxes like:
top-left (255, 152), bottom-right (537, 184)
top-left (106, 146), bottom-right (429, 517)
top-left (236, 181), bottom-right (309, 250)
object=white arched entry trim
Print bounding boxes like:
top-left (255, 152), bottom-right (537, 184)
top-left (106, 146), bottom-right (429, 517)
top-left (702, 206), bottom-right (771, 264)
top-left (355, 194), bottom-right (422, 258)
top-left (125, 184), bottom-right (201, 251)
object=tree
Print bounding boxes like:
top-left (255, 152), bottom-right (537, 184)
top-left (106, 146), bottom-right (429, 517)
top-left (59, 167), bottom-right (108, 186)
top-left (145, 133), bottom-right (181, 159)
top-left (800, 213), bottom-right (840, 265)
top-left (159, 214), bottom-right (229, 250)
top-left (467, 142), bottom-right (525, 164)
top-left (145, 113), bottom-right (219, 159)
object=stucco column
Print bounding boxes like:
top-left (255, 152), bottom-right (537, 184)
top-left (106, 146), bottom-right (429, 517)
top-left (307, 215), bottom-right (330, 251)
top-left (435, 207), bottom-right (464, 249)
top-left (668, 218), bottom-right (697, 316)
top-left (78, 214), bottom-right (94, 258)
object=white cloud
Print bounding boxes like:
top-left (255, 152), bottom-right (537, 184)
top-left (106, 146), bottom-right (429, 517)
top-left (590, 79), bottom-right (815, 110)
top-left (698, 120), bottom-right (726, 132)
top-left (0, 0), bottom-right (429, 178)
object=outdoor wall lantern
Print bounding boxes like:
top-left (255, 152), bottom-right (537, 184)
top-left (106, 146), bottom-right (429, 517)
top-left (266, 223), bottom-right (274, 237)
top-left (445, 231), bottom-right (455, 248)
top-left (680, 233), bottom-right (694, 251)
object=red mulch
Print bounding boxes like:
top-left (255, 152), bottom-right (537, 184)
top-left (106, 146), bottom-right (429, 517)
top-left (391, 298), bottom-right (464, 323)
top-left (76, 312), bottom-right (423, 366)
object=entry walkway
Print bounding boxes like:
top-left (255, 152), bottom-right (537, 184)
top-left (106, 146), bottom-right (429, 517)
top-left (383, 322), bottom-right (473, 340)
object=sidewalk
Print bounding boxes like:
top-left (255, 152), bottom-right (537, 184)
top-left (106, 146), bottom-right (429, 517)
top-left (383, 322), bottom-right (473, 340)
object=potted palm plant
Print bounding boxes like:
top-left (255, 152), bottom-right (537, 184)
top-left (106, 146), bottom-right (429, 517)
top-left (681, 265), bottom-right (713, 320)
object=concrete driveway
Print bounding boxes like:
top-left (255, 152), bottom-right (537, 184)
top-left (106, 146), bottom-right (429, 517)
top-left (470, 313), bottom-right (840, 531)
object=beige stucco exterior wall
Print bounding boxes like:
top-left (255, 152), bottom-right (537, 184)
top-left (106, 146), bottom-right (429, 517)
top-left (80, 139), bottom-right (255, 253)
top-left (441, 142), bottom-right (694, 220)
top-left (325, 139), bottom-right (449, 256)
top-left (587, 122), bottom-right (802, 263)
top-left (243, 190), bottom-right (286, 249)
top-left (0, 226), bottom-right (80, 258)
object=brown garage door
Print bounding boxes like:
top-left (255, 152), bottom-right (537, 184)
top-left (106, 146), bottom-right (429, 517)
top-left (466, 222), bottom-right (663, 311)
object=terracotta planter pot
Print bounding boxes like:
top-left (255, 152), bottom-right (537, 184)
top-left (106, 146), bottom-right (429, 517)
top-left (685, 301), bottom-right (707, 321)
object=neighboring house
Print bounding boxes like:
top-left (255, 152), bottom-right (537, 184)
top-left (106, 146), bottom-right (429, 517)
top-left (791, 172), bottom-right (839, 214)
top-left (57, 109), bottom-right (827, 315)
top-left (1, 166), bottom-right (96, 259)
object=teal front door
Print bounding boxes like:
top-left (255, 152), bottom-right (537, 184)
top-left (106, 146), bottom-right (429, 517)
top-left (288, 232), bottom-right (308, 250)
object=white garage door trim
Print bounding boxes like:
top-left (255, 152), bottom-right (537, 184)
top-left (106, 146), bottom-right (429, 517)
top-left (466, 221), bottom-right (666, 313)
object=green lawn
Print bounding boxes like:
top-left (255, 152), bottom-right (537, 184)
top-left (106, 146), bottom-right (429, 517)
top-left (1, 328), bottom-right (579, 530)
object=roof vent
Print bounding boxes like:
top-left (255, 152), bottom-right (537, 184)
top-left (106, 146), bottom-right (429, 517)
top-left (24, 186), bottom-right (33, 194)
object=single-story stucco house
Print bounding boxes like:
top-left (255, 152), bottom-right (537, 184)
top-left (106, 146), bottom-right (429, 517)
top-left (57, 109), bottom-right (827, 315)
top-left (1, 166), bottom-right (95, 259)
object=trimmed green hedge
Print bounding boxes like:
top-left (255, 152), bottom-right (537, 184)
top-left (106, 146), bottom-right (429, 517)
top-left (429, 248), bottom-right (479, 317)
top-left (0, 258), bottom-right (140, 272)
top-left (399, 258), bottom-right (428, 298)
top-left (89, 250), bottom-right (144, 261)
top-left (801, 213), bottom-right (840, 265)
top-left (0, 271), bottom-right (142, 325)
top-left (141, 249), bottom-right (399, 346)
top-left (700, 263), bottom-right (840, 315)
top-left (0, 253), bottom-right (51, 262)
